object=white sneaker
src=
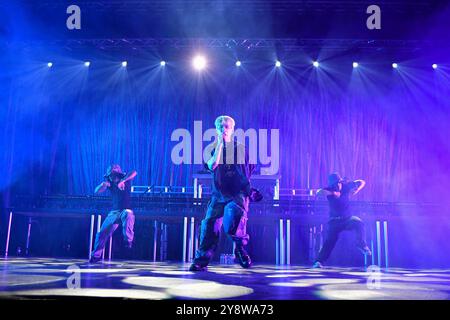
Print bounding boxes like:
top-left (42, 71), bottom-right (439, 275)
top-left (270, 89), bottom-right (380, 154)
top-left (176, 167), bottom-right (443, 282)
top-left (312, 261), bottom-right (323, 269)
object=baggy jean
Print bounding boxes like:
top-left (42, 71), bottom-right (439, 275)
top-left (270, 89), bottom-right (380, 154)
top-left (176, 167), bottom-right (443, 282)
top-left (316, 215), bottom-right (368, 263)
top-left (193, 195), bottom-right (250, 267)
top-left (91, 209), bottom-right (135, 259)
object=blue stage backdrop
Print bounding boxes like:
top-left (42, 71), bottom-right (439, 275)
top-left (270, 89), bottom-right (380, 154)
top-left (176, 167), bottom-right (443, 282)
top-left (1, 49), bottom-right (450, 206)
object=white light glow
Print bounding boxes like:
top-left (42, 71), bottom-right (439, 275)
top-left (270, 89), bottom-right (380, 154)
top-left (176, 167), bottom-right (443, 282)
top-left (3, 288), bottom-right (168, 300)
top-left (192, 55), bottom-right (207, 70)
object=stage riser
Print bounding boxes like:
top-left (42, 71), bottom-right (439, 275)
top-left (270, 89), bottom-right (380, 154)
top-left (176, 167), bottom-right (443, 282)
top-left (3, 212), bottom-right (450, 268)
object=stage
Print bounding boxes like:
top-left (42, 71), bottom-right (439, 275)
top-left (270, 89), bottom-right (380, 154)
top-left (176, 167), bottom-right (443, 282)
top-left (1, 258), bottom-right (449, 300)
top-left (2, 0), bottom-right (450, 307)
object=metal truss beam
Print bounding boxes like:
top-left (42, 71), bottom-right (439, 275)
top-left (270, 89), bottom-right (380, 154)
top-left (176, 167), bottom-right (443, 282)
top-left (5, 37), bottom-right (439, 53)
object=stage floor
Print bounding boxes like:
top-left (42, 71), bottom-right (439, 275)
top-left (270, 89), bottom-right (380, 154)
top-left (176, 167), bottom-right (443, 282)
top-left (1, 258), bottom-right (449, 300)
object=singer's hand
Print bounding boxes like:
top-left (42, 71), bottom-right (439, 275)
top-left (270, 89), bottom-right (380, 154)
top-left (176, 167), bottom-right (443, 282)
top-left (117, 180), bottom-right (125, 191)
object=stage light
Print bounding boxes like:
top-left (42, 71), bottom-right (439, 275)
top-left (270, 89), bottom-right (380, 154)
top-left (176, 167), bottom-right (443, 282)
top-left (122, 61), bottom-right (127, 67)
top-left (0, 274), bottom-right (63, 286)
top-left (150, 270), bottom-right (194, 275)
top-left (353, 62), bottom-right (359, 68)
top-left (392, 63), bottom-right (398, 69)
top-left (192, 55), bottom-right (207, 70)
top-left (167, 282), bottom-right (254, 299)
top-left (317, 282), bottom-right (449, 300)
top-left (8, 288), bottom-right (169, 300)
top-left (432, 63), bottom-right (438, 69)
top-left (270, 278), bottom-right (359, 288)
top-left (160, 61), bottom-right (166, 66)
top-left (275, 60), bottom-right (281, 67)
top-left (84, 61), bottom-right (90, 67)
top-left (313, 61), bottom-right (319, 68)
top-left (235, 60), bottom-right (241, 67)
top-left (47, 62), bottom-right (53, 68)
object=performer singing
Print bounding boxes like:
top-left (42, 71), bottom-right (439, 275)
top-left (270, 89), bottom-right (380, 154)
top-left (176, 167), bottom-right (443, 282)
top-left (313, 173), bottom-right (371, 268)
top-left (89, 164), bottom-right (137, 263)
top-left (189, 115), bottom-right (258, 271)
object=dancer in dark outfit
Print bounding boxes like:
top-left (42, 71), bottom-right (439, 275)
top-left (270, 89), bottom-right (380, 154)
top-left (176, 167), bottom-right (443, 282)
top-left (89, 164), bottom-right (137, 263)
top-left (313, 173), bottom-right (372, 268)
top-left (190, 116), bottom-right (258, 271)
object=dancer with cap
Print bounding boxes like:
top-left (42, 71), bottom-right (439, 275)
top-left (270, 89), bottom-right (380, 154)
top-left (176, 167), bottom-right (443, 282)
top-left (312, 173), bottom-right (371, 268)
top-left (89, 164), bottom-right (137, 263)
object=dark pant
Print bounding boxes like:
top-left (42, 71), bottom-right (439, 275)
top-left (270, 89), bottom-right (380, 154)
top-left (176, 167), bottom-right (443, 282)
top-left (316, 215), bottom-right (367, 263)
top-left (91, 209), bottom-right (135, 259)
top-left (193, 196), bottom-right (250, 267)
